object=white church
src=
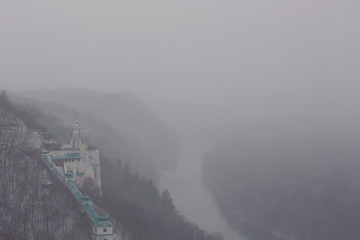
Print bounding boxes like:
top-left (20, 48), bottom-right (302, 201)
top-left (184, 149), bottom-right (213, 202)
top-left (48, 119), bottom-right (102, 191)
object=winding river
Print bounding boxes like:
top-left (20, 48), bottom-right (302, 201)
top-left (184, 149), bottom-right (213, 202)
top-left (159, 136), bottom-right (245, 240)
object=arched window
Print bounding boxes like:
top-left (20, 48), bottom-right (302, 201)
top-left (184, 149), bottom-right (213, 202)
top-left (103, 228), bottom-right (107, 232)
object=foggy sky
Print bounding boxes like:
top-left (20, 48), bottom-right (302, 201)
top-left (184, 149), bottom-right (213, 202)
top-left (1, 0), bottom-right (360, 131)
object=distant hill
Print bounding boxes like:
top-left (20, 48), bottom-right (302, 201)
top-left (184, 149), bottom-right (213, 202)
top-left (13, 88), bottom-right (181, 179)
top-left (203, 123), bottom-right (360, 240)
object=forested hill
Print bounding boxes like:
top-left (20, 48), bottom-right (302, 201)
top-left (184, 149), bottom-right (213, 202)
top-left (12, 88), bottom-right (181, 179)
top-left (203, 123), bottom-right (360, 240)
top-left (0, 91), bottom-right (223, 240)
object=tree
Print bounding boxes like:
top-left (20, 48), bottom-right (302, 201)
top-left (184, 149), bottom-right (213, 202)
top-left (160, 190), bottom-right (175, 212)
top-left (81, 177), bottom-right (101, 202)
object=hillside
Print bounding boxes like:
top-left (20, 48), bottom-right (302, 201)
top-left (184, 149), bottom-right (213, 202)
top-left (0, 91), bottom-right (92, 240)
top-left (12, 88), bottom-right (181, 179)
top-left (203, 123), bottom-right (360, 240)
top-left (1, 90), bottom-right (223, 240)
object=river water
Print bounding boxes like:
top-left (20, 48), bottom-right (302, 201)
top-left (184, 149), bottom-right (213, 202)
top-left (158, 137), bottom-right (245, 240)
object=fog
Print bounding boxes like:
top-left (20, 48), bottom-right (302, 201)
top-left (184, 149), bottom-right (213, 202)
top-left (2, 0), bottom-right (360, 135)
top-left (1, 1), bottom-right (360, 239)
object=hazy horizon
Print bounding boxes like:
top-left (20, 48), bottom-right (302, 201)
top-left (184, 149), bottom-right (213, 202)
top-left (2, 1), bottom-right (360, 133)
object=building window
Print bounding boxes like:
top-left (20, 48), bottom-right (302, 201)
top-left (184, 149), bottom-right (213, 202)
top-left (103, 228), bottom-right (107, 232)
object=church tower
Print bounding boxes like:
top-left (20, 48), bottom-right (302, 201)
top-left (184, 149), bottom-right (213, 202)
top-left (71, 119), bottom-right (88, 155)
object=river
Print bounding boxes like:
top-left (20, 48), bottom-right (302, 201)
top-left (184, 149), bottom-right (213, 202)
top-left (158, 136), bottom-right (245, 240)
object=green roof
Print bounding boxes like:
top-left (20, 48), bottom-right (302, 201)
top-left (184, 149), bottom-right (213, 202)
top-left (52, 152), bottom-right (82, 160)
top-left (64, 171), bottom-right (74, 178)
top-left (97, 214), bottom-right (109, 221)
top-left (65, 180), bottom-right (89, 202)
top-left (81, 195), bottom-right (91, 202)
top-left (83, 203), bottom-right (113, 228)
top-left (41, 133), bottom-right (52, 140)
top-left (66, 152), bottom-right (81, 156)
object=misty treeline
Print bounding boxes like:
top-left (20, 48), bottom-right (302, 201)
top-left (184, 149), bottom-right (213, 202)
top-left (203, 123), bottom-right (360, 240)
top-left (100, 156), bottom-right (222, 240)
top-left (0, 91), bottom-right (222, 240)
top-left (0, 91), bottom-right (91, 240)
